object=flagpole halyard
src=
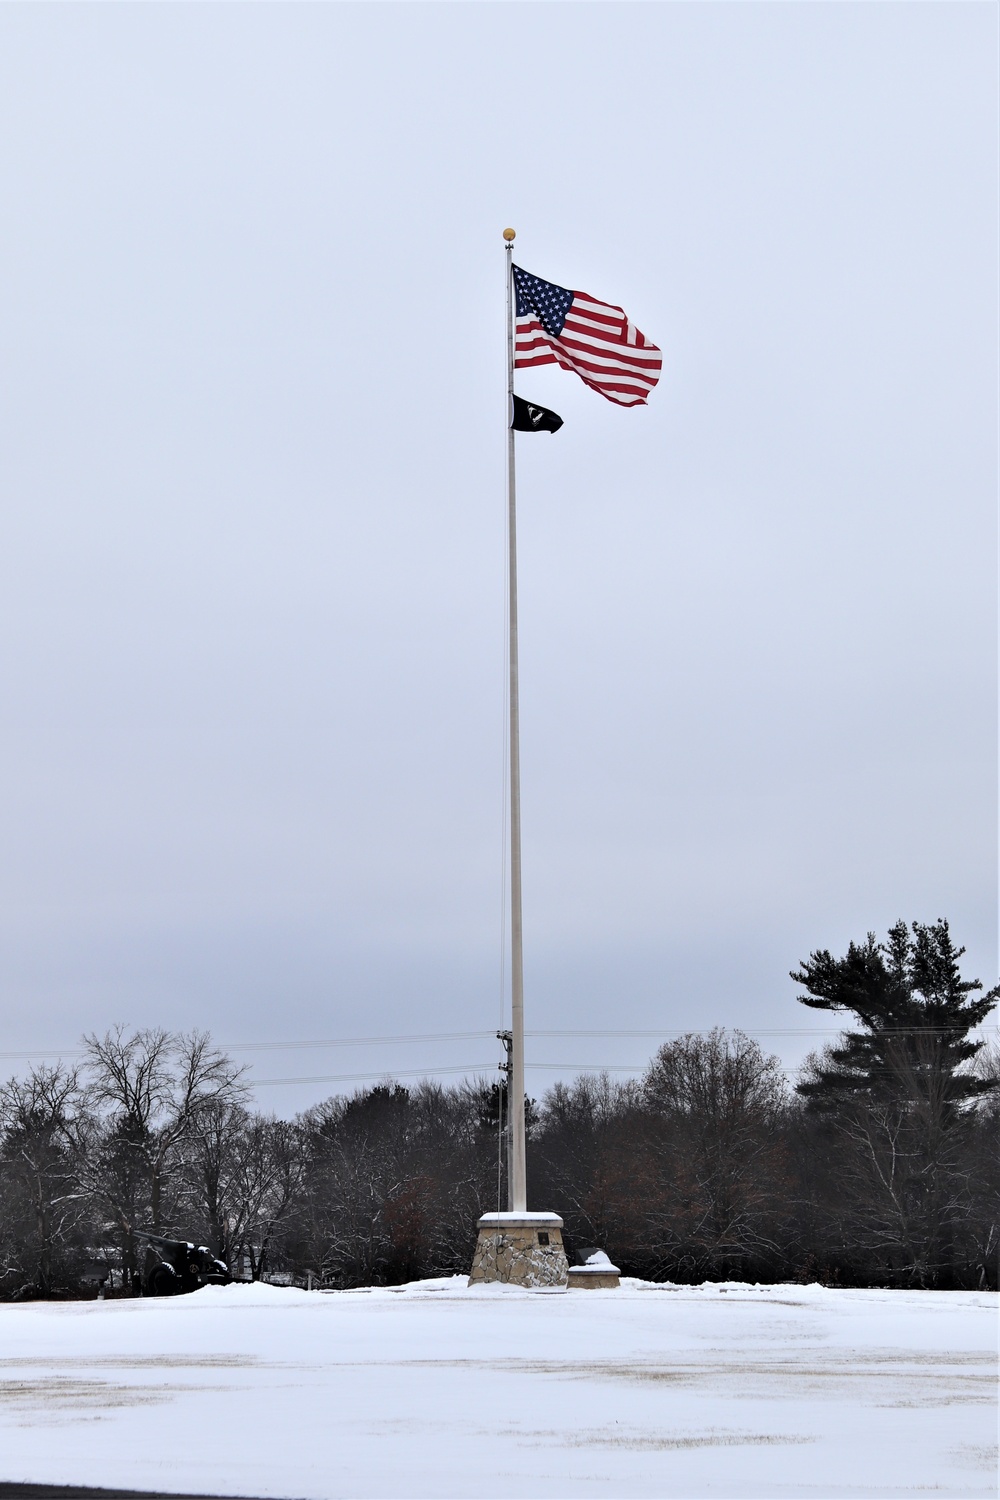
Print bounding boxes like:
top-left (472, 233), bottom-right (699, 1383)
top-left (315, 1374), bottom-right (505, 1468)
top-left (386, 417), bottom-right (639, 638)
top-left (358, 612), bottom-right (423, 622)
top-left (504, 227), bottom-right (527, 1215)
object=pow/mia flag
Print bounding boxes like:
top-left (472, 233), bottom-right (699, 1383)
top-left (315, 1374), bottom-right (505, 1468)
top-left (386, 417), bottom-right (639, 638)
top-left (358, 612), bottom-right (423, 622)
top-left (510, 393), bottom-right (564, 434)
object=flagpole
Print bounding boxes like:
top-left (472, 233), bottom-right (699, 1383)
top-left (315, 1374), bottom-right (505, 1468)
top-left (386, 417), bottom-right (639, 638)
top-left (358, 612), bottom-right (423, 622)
top-left (472, 236), bottom-right (654, 1289)
top-left (503, 227), bottom-right (527, 1215)
top-left (468, 235), bottom-right (572, 1286)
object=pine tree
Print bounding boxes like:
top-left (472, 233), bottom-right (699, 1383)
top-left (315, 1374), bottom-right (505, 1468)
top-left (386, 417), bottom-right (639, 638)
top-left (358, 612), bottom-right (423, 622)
top-left (792, 920), bottom-right (999, 1286)
top-left (792, 920), bottom-right (999, 1109)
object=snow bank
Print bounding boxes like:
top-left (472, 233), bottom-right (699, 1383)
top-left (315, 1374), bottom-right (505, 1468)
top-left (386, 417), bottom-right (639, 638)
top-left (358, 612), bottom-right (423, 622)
top-left (187, 1282), bottom-right (318, 1308)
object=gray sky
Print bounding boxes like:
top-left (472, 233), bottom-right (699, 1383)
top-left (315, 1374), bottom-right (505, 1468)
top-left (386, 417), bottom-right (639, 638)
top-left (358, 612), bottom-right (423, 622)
top-left (0, 2), bottom-right (996, 1114)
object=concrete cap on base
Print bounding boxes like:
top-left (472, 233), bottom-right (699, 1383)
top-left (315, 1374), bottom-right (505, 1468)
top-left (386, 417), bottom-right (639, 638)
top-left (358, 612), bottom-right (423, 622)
top-left (477, 1212), bottom-right (564, 1228)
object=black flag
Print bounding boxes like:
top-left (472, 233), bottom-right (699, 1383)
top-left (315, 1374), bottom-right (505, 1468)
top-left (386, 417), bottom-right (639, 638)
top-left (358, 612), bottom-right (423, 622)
top-left (510, 393), bottom-right (563, 434)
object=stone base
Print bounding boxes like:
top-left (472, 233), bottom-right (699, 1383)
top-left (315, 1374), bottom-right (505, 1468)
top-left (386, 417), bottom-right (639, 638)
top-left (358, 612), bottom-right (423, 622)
top-left (567, 1268), bottom-right (620, 1289)
top-left (567, 1249), bottom-right (620, 1289)
top-left (468, 1212), bottom-right (568, 1288)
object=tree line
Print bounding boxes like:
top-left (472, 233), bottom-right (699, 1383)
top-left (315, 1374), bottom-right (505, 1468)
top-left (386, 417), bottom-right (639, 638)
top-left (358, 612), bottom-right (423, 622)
top-left (1, 920), bottom-right (997, 1297)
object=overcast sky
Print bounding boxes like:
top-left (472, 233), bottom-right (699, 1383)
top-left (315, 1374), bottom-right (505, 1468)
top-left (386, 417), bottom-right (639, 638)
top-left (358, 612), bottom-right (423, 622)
top-left (0, 2), bottom-right (996, 1114)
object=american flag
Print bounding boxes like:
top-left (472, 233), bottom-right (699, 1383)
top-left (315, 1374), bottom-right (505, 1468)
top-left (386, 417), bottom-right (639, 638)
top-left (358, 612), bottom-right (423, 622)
top-left (513, 264), bottom-right (661, 408)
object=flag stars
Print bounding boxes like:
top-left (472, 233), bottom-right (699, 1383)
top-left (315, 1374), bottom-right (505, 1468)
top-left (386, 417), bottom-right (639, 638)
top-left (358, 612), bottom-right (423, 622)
top-left (513, 265), bottom-right (574, 338)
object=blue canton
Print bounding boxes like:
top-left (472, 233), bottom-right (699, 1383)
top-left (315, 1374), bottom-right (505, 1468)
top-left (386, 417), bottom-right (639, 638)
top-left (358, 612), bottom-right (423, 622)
top-left (512, 265), bottom-right (574, 337)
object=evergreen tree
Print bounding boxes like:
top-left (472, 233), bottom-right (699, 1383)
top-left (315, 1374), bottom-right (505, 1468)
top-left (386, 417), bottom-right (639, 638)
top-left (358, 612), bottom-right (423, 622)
top-left (792, 920), bottom-right (999, 1286)
top-left (792, 920), bottom-right (999, 1109)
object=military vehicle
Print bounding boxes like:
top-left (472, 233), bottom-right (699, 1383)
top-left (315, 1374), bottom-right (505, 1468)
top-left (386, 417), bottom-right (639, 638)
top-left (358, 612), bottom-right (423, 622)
top-left (133, 1229), bottom-right (231, 1296)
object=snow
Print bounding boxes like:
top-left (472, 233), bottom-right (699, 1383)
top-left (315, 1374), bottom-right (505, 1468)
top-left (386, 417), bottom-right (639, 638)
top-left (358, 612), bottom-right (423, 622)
top-left (476, 1211), bottom-right (564, 1224)
top-left (0, 1280), bottom-right (995, 1499)
top-left (582, 1250), bottom-right (619, 1271)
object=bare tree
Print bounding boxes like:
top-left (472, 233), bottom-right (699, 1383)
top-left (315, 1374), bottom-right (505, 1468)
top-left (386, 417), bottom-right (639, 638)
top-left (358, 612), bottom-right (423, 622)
top-left (640, 1029), bottom-right (790, 1278)
top-left (80, 1028), bottom-right (247, 1286)
top-left (179, 1101), bottom-right (307, 1278)
top-left (293, 1079), bottom-right (497, 1287)
top-left (532, 1072), bottom-right (648, 1261)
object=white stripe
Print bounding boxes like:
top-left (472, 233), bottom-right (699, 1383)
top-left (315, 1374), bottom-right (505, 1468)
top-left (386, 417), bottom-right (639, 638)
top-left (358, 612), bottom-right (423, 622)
top-left (571, 293), bottom-right (624, 317)
top-left (553, 355), bottom-right (654, 394)
top-left (516, 315), bottom-right (660, 402)
top-left (554, 343), bottom-right (660, 379)
top-left (567, 299), bottom-right (658, 352)
top-left (523, 332), bottom-right (658, 385)
top-left (562, 317), bottom-right (659, 358)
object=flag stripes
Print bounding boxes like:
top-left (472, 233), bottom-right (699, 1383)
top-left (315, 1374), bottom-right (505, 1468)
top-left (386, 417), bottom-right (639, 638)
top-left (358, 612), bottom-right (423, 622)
top-left (513, 273), bottom-right (661, 408)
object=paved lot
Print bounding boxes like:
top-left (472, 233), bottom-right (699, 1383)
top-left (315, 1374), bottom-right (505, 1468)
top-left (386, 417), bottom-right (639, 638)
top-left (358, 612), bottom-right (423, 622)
top-left (0, 1280), bottom-right (995, 1499)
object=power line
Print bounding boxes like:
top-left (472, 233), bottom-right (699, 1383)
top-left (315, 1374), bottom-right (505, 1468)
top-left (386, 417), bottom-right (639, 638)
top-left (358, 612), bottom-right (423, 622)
top-left (1, 1022), bottom-right (994, 1063)
top-left (253, 1065), bottom-right (493, 1088)
top-left (0, 1032), bottom-right (493, 1061)
top-left (252, 1064), bottom-right (642, 1088)
top-left (230, 1032), bottom-right (496, 1052)
top-left (6, 1037), bottom-right (996, 1089)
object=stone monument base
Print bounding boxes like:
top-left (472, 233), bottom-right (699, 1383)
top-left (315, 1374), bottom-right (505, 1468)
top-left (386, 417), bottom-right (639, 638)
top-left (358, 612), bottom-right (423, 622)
top-left (468, 1212), bottom-right (568, 1288)
top-left (567, 1250), bottom-right (620, 1289)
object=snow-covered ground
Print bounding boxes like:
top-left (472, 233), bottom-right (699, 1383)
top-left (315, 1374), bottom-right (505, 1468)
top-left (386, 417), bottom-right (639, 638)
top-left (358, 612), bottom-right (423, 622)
top-left (0, 1279), bottom-right (995, 1499)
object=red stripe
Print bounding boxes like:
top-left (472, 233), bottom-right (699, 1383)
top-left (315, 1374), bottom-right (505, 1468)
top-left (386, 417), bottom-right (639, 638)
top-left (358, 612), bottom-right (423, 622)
top-left (568, 303), bottom-right (624, 329)
top-left (562, 315), bottom-right (657, 355)
top-left (566, 318), bottom-right (654, 353)
top-left (518, 330), bottom-right (659, 377)
top-left (553, 364), bottom-right (652, 398)
top-left (514, 307), bottom-right (661, 406)
top-left (518, 316), bottom-right (660, 366)
top-left (516, 360), bottom-right (655, 394)
top-left (555, 336), bottom-right (661, 371)
top-left (549, 349), bottom-right (659, 383)
top-left (571, 293), bottom-right (626, 316)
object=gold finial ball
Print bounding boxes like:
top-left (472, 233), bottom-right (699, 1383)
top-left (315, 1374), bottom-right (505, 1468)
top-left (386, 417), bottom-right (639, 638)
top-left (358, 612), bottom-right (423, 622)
top-left (502, 227), bottom-right (516, 241)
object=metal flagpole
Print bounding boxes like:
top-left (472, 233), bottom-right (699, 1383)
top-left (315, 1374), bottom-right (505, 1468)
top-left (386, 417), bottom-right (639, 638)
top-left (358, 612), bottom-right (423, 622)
top-left (502, 227), bottom-right (527, 1214)
top-left (467, 232), bottom-right (571, 1286)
